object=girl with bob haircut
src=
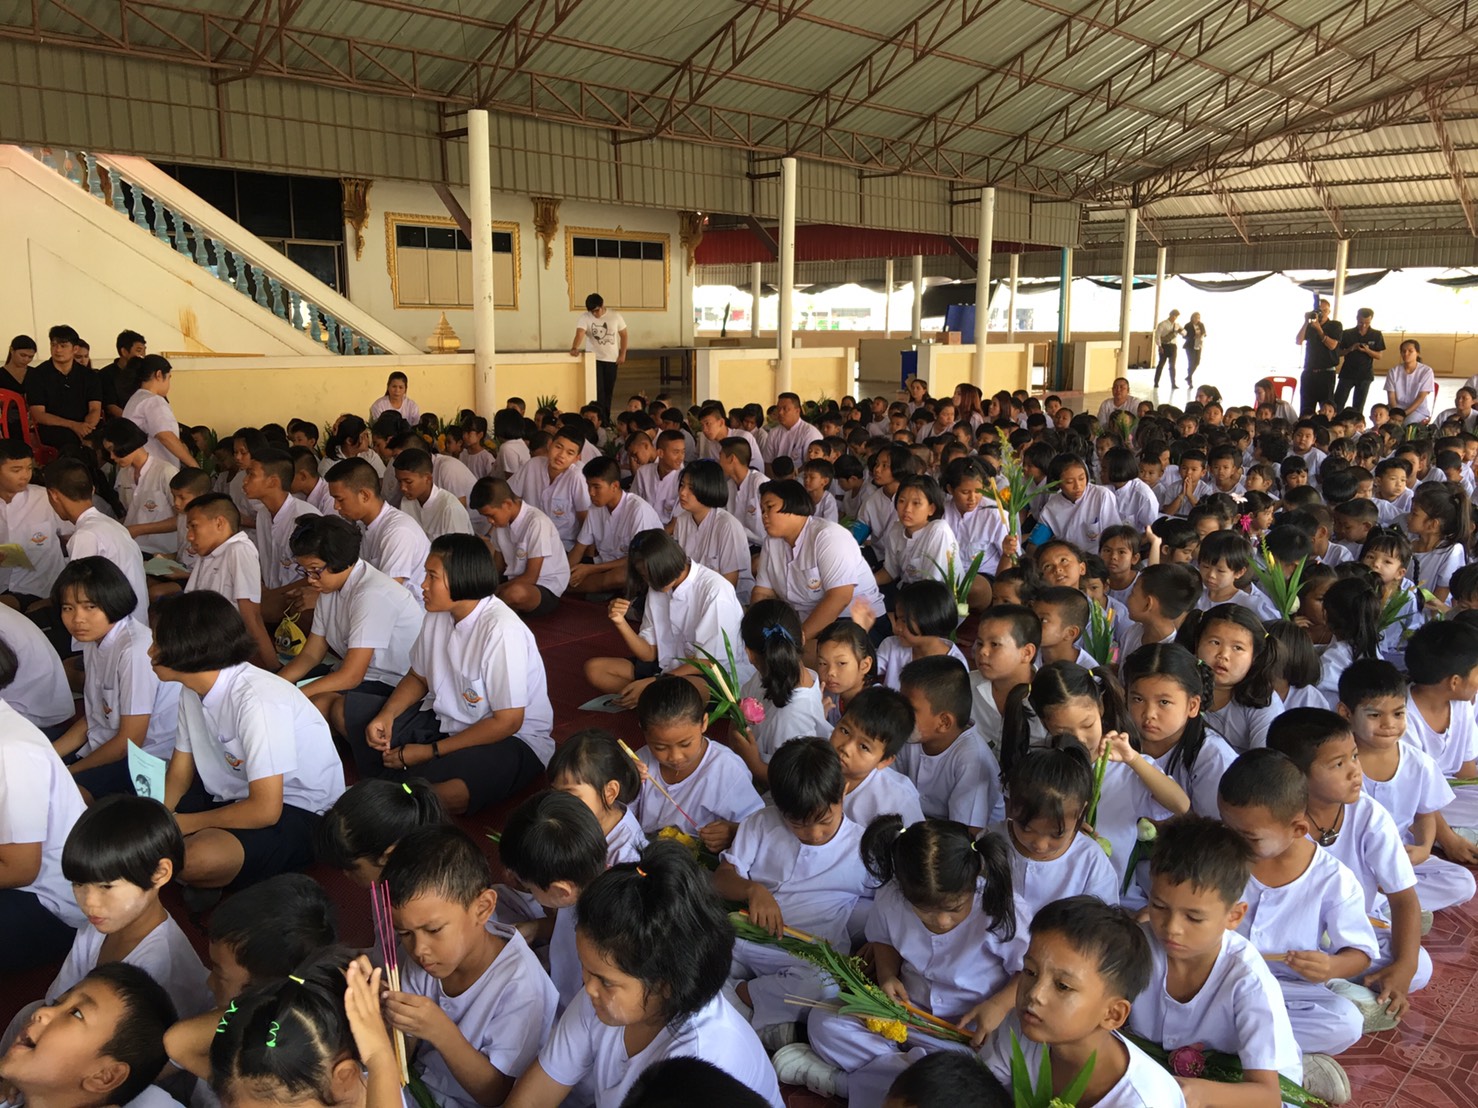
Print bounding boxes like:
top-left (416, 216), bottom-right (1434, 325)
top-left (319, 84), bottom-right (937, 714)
top-left (1034, 452), bottom-right (1124, 553)
top-left (876, 474), bottom-right (959, 593)
top-left (582, 528), bottom-right (749, 707)
top-left (368, 369), bottom-right (420, 427)
top-left (672, 458), bottom-right (754, 601)
top-left (546, 728), bottom-right (647, 866)
top-left (49, 557), bottom-right (181, 802)
top-left (347, 534), bottom-right (553, 817)
top-left (503, 841), bottom-right (783, 1108)
top-left (314, 777), bottom-right (447, 886)
top-left (1189, 602), bottom-right (1279, 753)
top-left (154, 590), bottom-right (345, 895)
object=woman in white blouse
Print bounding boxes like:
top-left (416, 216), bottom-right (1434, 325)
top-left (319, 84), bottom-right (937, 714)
top-left (368, 370), bottom-right (421, 427)
top-left (1385, 340), bottom-right (1436, 424)
top-left (120, 355), bottom-right (196, 469)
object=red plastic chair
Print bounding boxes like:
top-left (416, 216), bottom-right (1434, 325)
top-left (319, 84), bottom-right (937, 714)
top-left (0, 389), bottom-right (58, 465)
top-left (1265, 376), bottom-right (1298, 402)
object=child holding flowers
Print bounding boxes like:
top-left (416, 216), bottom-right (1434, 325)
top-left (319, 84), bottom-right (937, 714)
top-left (731, 599), bottom-right (827, 787)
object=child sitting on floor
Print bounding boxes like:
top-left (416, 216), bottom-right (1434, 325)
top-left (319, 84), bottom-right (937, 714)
top-left (898, 655), bottom-right (1003, 833)
top-left (732, 599), bottom-right (827, 787)
top-left (967, 604), bottom-right (1039, 751)
top-left (1030, 586), bottom-right (1098, 669)
top-left (829, 685), bottom-right (924, 829)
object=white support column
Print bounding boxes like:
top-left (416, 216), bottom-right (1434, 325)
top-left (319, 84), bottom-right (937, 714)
top-left (1152, 245), bottom-right (1167, 333)
top-left (467, 109), bottom-right (497, 414)
top-left (1061, 247), bottom-right (1074, 337)
top-left (1333, 237), bottom-right (1350, 321)
top-left (973, 186), bottom-right (995, 388)
top-left (1117, 208), bottom-right (1138, 376)
top-left (750, 261), bottom-right (762, 337)
top-left (1006, 252), bottom-right (1019, 341)
top-left (883, 258), bottom-right (894, 338)
top-left (910, 254), bottom-right (923, 340)
top-left (777, 156), bottom-right (797, 393)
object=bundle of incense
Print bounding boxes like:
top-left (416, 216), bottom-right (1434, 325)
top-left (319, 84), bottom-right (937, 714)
top-left (371, 881), bottom-right (411, 1086)
top-left (616, 739), bottom-right (702, 832)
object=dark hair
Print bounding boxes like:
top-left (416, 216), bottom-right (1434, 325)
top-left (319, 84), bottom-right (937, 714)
top-left (1405, 619), bottom-right (1478, 686)
top-left (898, 654), bottom-right (972, 726)
top-left (382, 824), bottom-right (492, 908)
top-left (1136, 564), bottom-right (1201, 620)
top-left (861, 816), bottom-right (1014, 938)
top-left (636, 674), bottom-right (707, 729)
top-left (718, 436), bottom-right (753, 468)
top-left (1321, 577), bottom-right (1381, 659)
top-left (838, 685), bottom-right (914, 757)
top-left (1358, 523), bottom-right (1413, 568)
top-left (500, 789), bottom-right (608, 891)
top-left (816, 619), bottom-right (877, 689)
top-left (52, 556), bottom-right (139, 623)
top-left (1149, 814), bottom-right (1254, 906)
top-left (48, 324), bottom-right (81, 345)
top-left (1194, 604), bottom-right (1275, 707)
top-left (324, 456), bottom-right (382, 497)
top-left (1005, 737), bottom-right (1093, 830)
top-left (1263, 618), bottom-right (1320, 689)
top-left (678, 459), bottom-right (729, 509)
top-left (627, 529), bottom-right (690, 596)
top-left (978, 603), bottom-right (1042, 651)
top-left (583, 455), bottom-right (622, 484)
top-left (1032, 585), bottom-right (1090, 637)
top-left (885, 1052), bottom-right (1011, 1108)
top-left (1337, 657), bottom-right (1407, 709)
top-left (757, 478), bottom-right (811, 517)
top-left (71, 963), bottom-right (178, 1106)
top-left (1029, 895), bottom-right (1151, 1001)
top-left (1002, 663), bottom-right (1133, 783)
top-left (768, 737), bottom-right (844, 821)
top-left (1266, 706), bottom-right (1354, 772)
top-left (102, 416), bottom-right (149, 458)
top-left (43, 456), bottom-right (94, 501)
top-left (1411, 480), bottom-right (1471, 549)
top-left (547, 728), bottom-right (641, 807)
top-left (893, 473), bottom-right (947, 521)
top-left (577, 841), bottom-right (732, 1024)
top-left (209, 874), bottom-right (337, 983)
top-left (61, 795), bottom-right (182, 889)
top-left (315, 779), bottom-right (446, 872)
top-left (392, 446), bottom-right (433, 476)
top-left (429, 533), bottom-right (497, 601)
top-left (1218, 748), bottom-right (1307, 821)
top-left (1149, 516), bottom-right (1197, 551)
top-left (287, 514), bottom-right (362, 572)
top-left (739, 598), bottom-right (805, 708)
top-left (618, 1058), bottom-right (772, 1108)
top-left (1196, 529), bottom-right (1253, 574)
top-left (152, 590), bottom-right (255, 671)
top-left (1121, 642), bottom-right (1214, 776)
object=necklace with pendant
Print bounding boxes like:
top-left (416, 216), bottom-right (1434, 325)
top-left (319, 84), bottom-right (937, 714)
top-left (1308, 806), bottom-right (1343, 847)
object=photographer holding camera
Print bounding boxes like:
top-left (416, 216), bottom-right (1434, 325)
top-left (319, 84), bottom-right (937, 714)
top-left (1295, 297), bottom-right (1342, 416)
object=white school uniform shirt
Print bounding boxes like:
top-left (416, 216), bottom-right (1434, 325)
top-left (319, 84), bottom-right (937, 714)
top-left (1203, 694), bottom-right (1281, 753)
top-left (402, 485), bottom-right (473, 540)
top-left (79, 618), bottom-right (179, 759)
top-left (637, 561), bottom-right (750, 679)
top-left (409, 596), bottom-right (554, 765)
top-left (69, 506), bottom-right (148, 619)
top-left (186, 530), bottom-right (261, 603)
top-left (121, 456), bottom-right (179, 556)
top-left (894, 726), bottom-right (1003, 828)
top-left (1385, 362), bottom-right (1436, 423)
top-left (578, 490), bottom-right (662, 563)
top-left (48, 915), bottom-right (213, 1018)
top-left (369, 395), bottom-right (421, 426)
top-left (881, 518), bottom-right (959, 587)
top-left (763, 418), bottom-right (823, 470)
top-left (494, 502), bottom-right (570, 596)
top-left (1414, 541), bottom-right (1466, 593)
top-left (495, 437), bottom-right (530, 481)
top-left (1363, 742), bottom-right (1453, 845)
top-left (1002, 827), bottom-right (1119, 923)
top-left (121, 389), bottom-right (183, 469)
top-left (672, 507), bottom-right (753, 603)
top-left (313, 560), bottom-right (424, 687)
top-left (876, 637), bottom-right (968, 691)
top-left (0, 485), bottom-right (63, 598)
top-left (539, 991), bottom-right (783, 1108)
top-left (723, 805), bottom-right (867, 946)
top-left (174, 663), bottom-right (345, 814)
top-left (1316, 639), bottom-right (1369, 708)
top-left (632, 738), bottom-right (764, 834)
top-left (514, 461), bottom-right (590, 551)
top-left (728, 468), bottom-right (767, 545)
top-left (605, 806), bottom-right (647, 865)
top-left (856, 484), bottom-right (899, 548)
top-left (462, 448), bottom-right (496, 480)
top-left (1236, 847), bottom-right (1380, 984)
top-left (1319, 792), bottom-right (1417, 920)
top-left (227, 469), bottom-right (261, 526)
top-left (302, 476), bottom-right (335, 516)
top-left (399, 922), bottom-right (557, 1108)
top-left (738, 670), bottom-right (828, 764)
top-left (255, 496), bottom-right (319, 590)
top-left (810, 490), bottom-right (839, 523)
top-left (867, 879), bottom-right (1025, 1021)
top-left (754, 516), bottom-right (885, 622)
top-left (1403, 692), bottom-right (1478, 777)
top-left (1038, 484), bottom-right (1123, 552)
top-left (843, 766), bottom-right (924, 828)
top-left (173, 514), bottom-right (198, 571)
top-left (1113, 478), bottom-right (1161, 534)
top-left (1129, 927), bottom-right (1302, 1085)
top-left (0, 603), bottom-right (72, 728)
top-left (632, 464), bottom-right (681, 524)
top-left (700, 427), bottom-right (761, 466)
top-left (362, 503), bottom-right (431, 597)
top-left (431, 453), bottom-right (476, 499)
top-left (0, 700), bottom-right (86, 927)
top-left (984, 1012), bottom-right (1187, 1108)
top-left (944, 498), bottom-right (1007, 576)
top-left (1093, 759), bottom-right (1175, 902)
top-left (1096, 396), bottom-right (1142, 425)
top-left (1153, 729), bottom-right (1238, 818)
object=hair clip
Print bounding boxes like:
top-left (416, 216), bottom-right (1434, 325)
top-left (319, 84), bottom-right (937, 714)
top-left (635, 866), bottom-right (648, 877)
top-left (402, 782), bottom-right (413, 795)
top-left (288, 975), bottom-right (305, 984)
top-left (266, 1021), bottom-right (280, 1048)
top-left (762, 623), bottom-right (794, 645)
top-left (968, 840), bottom-right (978, 853)
top-left (215, 1001), bottom-right (238, 1034)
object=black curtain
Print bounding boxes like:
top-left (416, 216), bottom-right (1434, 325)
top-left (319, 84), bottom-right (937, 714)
top-left (1297, 271), bottom-right (1389, 295)
top-left (1177, 273), bottom-right (1276, 293)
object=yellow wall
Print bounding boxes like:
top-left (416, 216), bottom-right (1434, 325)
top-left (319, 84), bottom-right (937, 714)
top-left (496, 360), bottom-right (588, 412)
top-left (710, 357), bottom-right (777, 413)
top-left (985, 346), bottom-right (1032, 391)
top-left (791, 352), bottom-right (854, 404)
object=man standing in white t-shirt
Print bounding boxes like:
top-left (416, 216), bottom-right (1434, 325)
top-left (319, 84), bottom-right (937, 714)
top-left (569, 293), bottom-right (627, 415)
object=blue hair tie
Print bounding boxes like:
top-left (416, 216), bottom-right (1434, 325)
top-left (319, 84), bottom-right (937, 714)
top-left (762, 624), bottom-right (794, 645)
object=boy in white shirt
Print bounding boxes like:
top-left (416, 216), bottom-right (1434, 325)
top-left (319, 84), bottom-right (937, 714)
top-left (242, 447), bottom-right (319, 625)
top-left (0, 440), bottom-right (63, 608)
top-left (897, 655), bottom-right (1003, 831)
top-left (326, 456), bottom-right (430, 600)
top-left (719, 436), bottom-right (766, 547)
top-left (183, 493), bottom-right (275, 669)
top-left (43, 457), bottom-right (148, 620)
top-left (632, 429), bottom-right (685, 524)
top-left (0, 602), bottom-right (73, 736)
top-left (1399, 620), bottom-right (1478, 858)
top-left (164, 468), bottom-right (211, 583)
top-left (511, 426), bottom-right (591, 552)
top-left (395, 447), bottom-right (473, 540)
top-left (829, 686), bottom-right (924, 828)
top-left (103, 417), bottom-right (179, 557)
top-left (567, 455), bottom-right (661, 595)
top-left (290, 446), bottom-right (335, 516)
top-left (471, 476), bottom-right (569, 616)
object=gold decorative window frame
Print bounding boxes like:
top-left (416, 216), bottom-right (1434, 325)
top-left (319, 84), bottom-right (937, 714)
top-left (384, 212), bottom-right (521, 311)
top-left (565, 225), bottom-right (671, 312)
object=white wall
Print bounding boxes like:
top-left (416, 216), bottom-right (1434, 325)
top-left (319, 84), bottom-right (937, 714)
top-left (344, 180), bottom-right (691, 354)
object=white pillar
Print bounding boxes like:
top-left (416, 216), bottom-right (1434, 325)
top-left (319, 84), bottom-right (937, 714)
top-left (883, 258), bottom-right (894, 339)
top-left (1006, 252), bottom-right (1019, 341)
top-left (777, 156), bottom-right (797, 393)
top-left (1061, 247), bottom-right (1074, 337)
top-left (1333, 237), bottom-right (1350, 321)
top-left (750, 261), bottom-right (762, 337)
top-left (467, 109), bottom-right (497, 414)
top-left (1152, 245), bottom-right (1167, 333)
top-left (910, 254), bottom-right (923, 340)
top-left (973, 186), bottom-right (995, 388)
top-left (1117, 208), bottom-right (1138, 376)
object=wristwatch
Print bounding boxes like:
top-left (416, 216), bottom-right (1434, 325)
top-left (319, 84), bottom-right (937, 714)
top-left (432, 741), bottom-right (442, 759)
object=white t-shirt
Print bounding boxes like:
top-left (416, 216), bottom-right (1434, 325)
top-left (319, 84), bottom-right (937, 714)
top-left (631, 738), bottom-right (763, 834)
top-left (1403, 692), bottom-right (1478, 777)
top-left (0, 700), bottom-right (87, 926)
top-left (79, 618), bottom-right (180, 759)
top-left (362, 503), bottom-right (431, 598)
top-left (495, 438), bottom-right (531, 482)
top-left (637, 561), bottom-right (751, 678)
top-left (672, 507), bottom-right (753, 602)
top-left (173, 663), bottom-right (345, 813)
top-left (762, 418), bottom-right (823, 470)
top-left (737, 670), bottom-right (827, 764)
top-left (1203, 695), bottom-right (1281, 753)
top-left (605, 806), bottom-right (647, 866)
top-left (944, 499), bottom-right (1007, 577)
top-left (632, 464), bottom-right (681, 524)
top-left (69, 506), bottom-right (148, 620)
top-left (728, 468), bottom-right (767, 545)
top-left (875, 637), bottom-right (968, 691)
top-left (513, 462), bottom-right (590, 551)
top-left (312, 560), bottom-right (424, 688)
top-left (0, 603), bottom-right (73, 728)
top-left (403, 485), bottom-right (474, 541)
top-left (1414, 541), bottom-right (1466, 594)
top-left (1113, 478), bottom-right (1161, 534)
top-left (185, 530), bottom-right (261, 603)
top-left (255, 496), bottom-right (319, 590)
top-left (577, 490), bottom-right (662, 563)
top-left (409, 596), bottom-right (554, 765)
top-left (1038, 483), bottom-right (1124, 552)
top-left (1002, 826), bottom-right (1119, 924)
top-left (48, 914), bottom-right (213, 1018)
top-left (881, 518), bottom-right (960, 587)
top-left (1363, 741), bottom-right (1453, 844)
top-left (754, 517), bottom-right (884, 623)
top-left (493, 502), bottom-right (569, 596)
top-left (122, 389), bottom-right (183, 470)
top-left (843, 766), bottom-right (924, 829)
top-left (984, 1012), bottom-right (1187, 1108)
top-left (369, 395), bottom-right (422, 426)
top-left (1319, 792), bottom-right (1417, 919)
top-left (1236, 847), bottom-right (1380, 985)
top-left (0, 485), bottom-right (64, 599)
top-left (894, 726), bottom-right (1002, 828)
top-left (1152, 728), bottom-right (1238, 818)
top-left (575, 309), bottom-right (628, 363)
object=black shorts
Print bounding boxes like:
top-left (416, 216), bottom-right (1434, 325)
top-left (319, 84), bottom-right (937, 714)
top-left (530, 586), bottom-right (561, 617)
top-left (175, 780), bottom-right (321, 888)
top-left (633, 657), bottom-right (662, 679)
top-left (71, 757), bottom-right (142, 801)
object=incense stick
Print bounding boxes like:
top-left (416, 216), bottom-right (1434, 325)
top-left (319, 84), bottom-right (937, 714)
top-left (371, 881), bottom-right (411, 1086)
top-left (617, 739), bottom-right (703, 832)
top-left (1261, 952), bottom-right (1289, 963)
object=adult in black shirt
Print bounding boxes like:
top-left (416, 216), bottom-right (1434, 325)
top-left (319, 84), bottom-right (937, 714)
top-left (26, 324), bottom-right (101, 450)
top-left (1334, 307), bottom-right (1384, 416)
top-left (1295, 298), bottom-right (1342, 416)
top-left (98, 329), bottom-right (146, 419)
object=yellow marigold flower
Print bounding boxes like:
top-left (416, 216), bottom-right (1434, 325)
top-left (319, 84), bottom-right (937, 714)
top-left (656, 826), bottom-right (698, 849)
top-left (864, 1017), bottom-right (909, 1043)
top-left (999, 487), bottom-right (1012, 505)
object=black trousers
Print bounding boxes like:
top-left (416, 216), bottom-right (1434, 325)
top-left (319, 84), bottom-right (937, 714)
top-left (1333, 374), bottom-right (1373, 416)
top-left (1300, 367), bottom-right (1336, 415)
top-left (596, 360), bottom-right (618, 414)
top-left (1153, 342), bottom-right (1177, 386)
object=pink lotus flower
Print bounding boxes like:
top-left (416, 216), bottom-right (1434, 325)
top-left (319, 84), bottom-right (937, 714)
top-left (739, 697), bottom-right (766, 725)
top-left (1168, 1045), bottom-right (1206, 1078)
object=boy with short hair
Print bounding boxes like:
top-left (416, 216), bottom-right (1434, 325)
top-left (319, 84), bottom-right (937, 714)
top-left (1289, 420), bottom-right (1327, 480)
top-left (1217, 749), bottom-right (1379, 1063)
top-left (511, 425), bottom-right (591, 551)
top-left (0, 439), bottom-right (63, 609)
top-left (1206, 444), bottom-right (1246, 496)
top-left (567, 455), bottom-right (662, 594)
top-left (326, 457), bottom-right (430, 598)
top-left (384, 824), bottom-right (558, 1108)
top-left (900, 654), bottom-right (1004, 832)
top-left (43, 457), bottom-right (148, 619)
top-left (167, 467), bottom-right (211, 578)
top-left (183, 492), bottom-right (275, 667)
top-left (800, 458), bottom-right (839, 523)
top-left (395, 447), bottom-right (474, 541)
top-left (829, 685), bottom-right (924, 828)
top-left (1030, 586), bottom-right (1095, 669)
top-left (1396, 620), bottom-right (1478, 863)
top-left (242, 446), bottom-right (320, 623)
top-left (102, 417), bottom-right (178, 557)
top-left (289, 444), bottom-right (334, 515)
top-left (1098, 524), bottom-right (1141, 605)
top-left (968, 605), bottom-right (1041, 753)
top-left (1122, 563), bottom-right (1199, 657)
top-left (719, 437), bottom-right (766, 546)
top-left (470, 476), bottom-right (569, 616)
top-left (1371, 458), bottom-right (1411, 524)
top-left (634, 428), bottom-right (685, 524)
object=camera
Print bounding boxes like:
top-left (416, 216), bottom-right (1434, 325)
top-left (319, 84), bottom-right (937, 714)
top-left (1305, 310), bottom-right (1319, 321)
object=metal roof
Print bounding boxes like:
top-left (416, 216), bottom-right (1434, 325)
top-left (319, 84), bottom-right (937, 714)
top-left (5, 0), bottom-right (1478, 250)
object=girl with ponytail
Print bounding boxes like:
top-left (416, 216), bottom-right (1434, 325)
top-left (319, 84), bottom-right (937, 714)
top-left (1315, 574), bottom-right (1385, 710)
top-left (734, 599), bottom-right (826, 786)
top-left (1407, 480), bottom-right (1471, 605)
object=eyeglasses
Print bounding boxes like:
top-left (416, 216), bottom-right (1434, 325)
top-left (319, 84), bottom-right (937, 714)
top-left (300, 563), bottom-right (327, 579)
